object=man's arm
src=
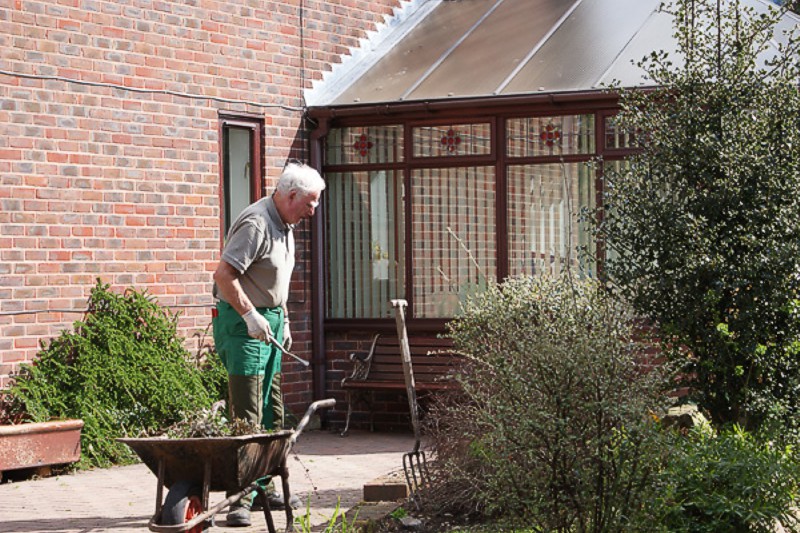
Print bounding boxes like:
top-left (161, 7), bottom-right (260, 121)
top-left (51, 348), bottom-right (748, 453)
top-left (281, 304), bottom-right (292, 350)
top-left (213, 260), bottom-right (254, 315)
top-left (213, 259), bottom-right (274, 342)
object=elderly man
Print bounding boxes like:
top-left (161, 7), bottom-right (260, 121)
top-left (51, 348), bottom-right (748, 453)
top-left (212, 161), bottom-right (325, 527)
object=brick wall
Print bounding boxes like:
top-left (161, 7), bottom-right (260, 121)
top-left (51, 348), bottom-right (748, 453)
top-left (0, 0), bottom-right (402, 418)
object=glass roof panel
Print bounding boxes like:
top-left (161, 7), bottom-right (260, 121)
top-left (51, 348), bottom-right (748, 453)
top-left (331, 0), bottom-right (496, 105)
top-left (596, 9), bottom-right (677, 88)
top-left (407, 0), bottom-right (576, 101)
top-left (314, 0), bottom-right (800, 109)
top-left (501, 0), bottom-right (659, 95)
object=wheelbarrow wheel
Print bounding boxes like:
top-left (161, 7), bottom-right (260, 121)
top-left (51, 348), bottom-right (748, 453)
top-left (161, 479), bottom-right (205, 532)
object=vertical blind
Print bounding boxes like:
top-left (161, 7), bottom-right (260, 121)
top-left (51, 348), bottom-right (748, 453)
top-left (325, 170), bottom-right (404, 318)
top-left (507, 163), bottom-right (595, 277)
top-left (411, 166), bottom-right (496, 318)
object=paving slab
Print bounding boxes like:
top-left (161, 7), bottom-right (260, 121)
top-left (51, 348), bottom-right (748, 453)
top-left (0, 430), bottom-right (413, 533)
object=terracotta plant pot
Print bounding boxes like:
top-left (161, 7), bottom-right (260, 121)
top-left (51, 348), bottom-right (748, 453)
top-left (0, 419), bottom-right (84, 476)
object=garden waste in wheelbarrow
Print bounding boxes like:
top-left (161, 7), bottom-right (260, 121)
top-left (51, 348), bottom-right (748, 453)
top-left (119, 398), bottom-right (334, 533)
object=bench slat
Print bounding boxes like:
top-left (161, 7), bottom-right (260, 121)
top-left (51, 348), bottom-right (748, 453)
top-left (372, 351), bottom-right (455, 361)
top-left (343, 380), bottom-right (454, 391)
top-left (341, 333), bottom-right (460, 390)
top-left (370, 362), bottom-right (455, 375)
top-left (373, 336), bottom-right (453, 345)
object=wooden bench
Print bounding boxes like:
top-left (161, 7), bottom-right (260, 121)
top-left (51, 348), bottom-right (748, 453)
top-left (340, 333), bottom-right (460, 436)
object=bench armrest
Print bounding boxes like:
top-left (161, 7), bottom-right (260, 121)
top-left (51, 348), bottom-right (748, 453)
top-left (341, 333), bottom-right (381, 385)
top-left (343, 352), bottom-right (370, 382)
top-left (349, 351), bottom-right (369, 363)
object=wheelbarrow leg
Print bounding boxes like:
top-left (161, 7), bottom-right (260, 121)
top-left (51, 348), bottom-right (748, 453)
top-left (155, 458), bottom-right (165, 519)
top-left (281, 467), bottom-right (293, 533)
top-left (255, 488), bottom-right (277, 533)
top-left (202, 460), bottom-right (212, 524)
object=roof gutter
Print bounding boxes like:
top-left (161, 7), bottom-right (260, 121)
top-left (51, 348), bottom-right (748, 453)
top-left (307, 89), bottom-right (623, 119)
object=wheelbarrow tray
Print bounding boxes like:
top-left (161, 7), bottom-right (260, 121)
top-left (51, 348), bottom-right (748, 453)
top-left (119, 430), bottom-right (293, 493)
top-left (117, 399), bottom-right (335, 533)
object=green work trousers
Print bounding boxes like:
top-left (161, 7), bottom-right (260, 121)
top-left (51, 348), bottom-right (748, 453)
top-left (213, 301), bottom-right (286, 507)
top-left (212, 300), bottom-right (285, 430)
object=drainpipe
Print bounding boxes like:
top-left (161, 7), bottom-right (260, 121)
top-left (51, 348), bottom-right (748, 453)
top-left (309, 117), bottom-right (329, 405)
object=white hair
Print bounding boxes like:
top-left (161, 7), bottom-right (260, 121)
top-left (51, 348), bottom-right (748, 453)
top-left (276, 162), bottom-right (326, 195)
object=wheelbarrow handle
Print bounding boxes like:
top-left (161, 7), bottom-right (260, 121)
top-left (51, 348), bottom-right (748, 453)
top-left (291, 399), bottom-right (336, 444)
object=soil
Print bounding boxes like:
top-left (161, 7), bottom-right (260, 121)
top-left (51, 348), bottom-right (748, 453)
top-left (371, 503), bottom-right (478, 532)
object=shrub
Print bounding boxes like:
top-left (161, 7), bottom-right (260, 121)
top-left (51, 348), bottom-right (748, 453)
top-left (654, 425), bottom-right (800, 533)
top-left (191, 324), bottom-right (229, 411)
top-left (594, 0), bottom-right (800, 431)
top-left (4, 280), bottom-right (227, 468)
top-left (424, 274), bottom-right (672, 532)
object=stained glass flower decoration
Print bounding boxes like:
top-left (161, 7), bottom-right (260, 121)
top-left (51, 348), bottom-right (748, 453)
top-left (441, 128), bottom-right (462, 153)
top-left (353, 133), bottom-right (373, 157)
top-left (539, 123), bottom-right (562, 148)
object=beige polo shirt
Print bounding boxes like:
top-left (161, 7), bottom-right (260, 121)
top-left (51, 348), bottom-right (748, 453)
top-left (213, 196), bottom-right (295, 309)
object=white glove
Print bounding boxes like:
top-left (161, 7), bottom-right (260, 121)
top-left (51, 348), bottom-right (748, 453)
top-left (283, 319), bottom-right (292, 351)
top-left (242, 308), bottom-right (273, 342)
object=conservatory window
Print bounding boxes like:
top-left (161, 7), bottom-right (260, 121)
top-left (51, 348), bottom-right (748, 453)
top-left (324, 170), bottom-right (405, 319)
top-left (325, 125), bottom-right (404, 165)
top-left (598, 159), bottom-right (631, 267)
top-left (507, 114), bottom-right (595, 157)
top-left (412, 123), bottom-right (492, 158)
top-left (603, 115), bottom-right (639, 150)
top-left (507, 163), bottom-right (595, 277)
top-left (411, 166), bottom-right (496, 318)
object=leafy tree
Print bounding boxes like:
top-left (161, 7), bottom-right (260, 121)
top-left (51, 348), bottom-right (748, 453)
top-left (772, 1), bottom-right (800, 16)
top-left (596, 0), bottom-right (800, 431)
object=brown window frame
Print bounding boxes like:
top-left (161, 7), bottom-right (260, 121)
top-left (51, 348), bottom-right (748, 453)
top-left (321, 103), bottom-right (628, 330)
top-left (219, 114), bottom-right (265, 244)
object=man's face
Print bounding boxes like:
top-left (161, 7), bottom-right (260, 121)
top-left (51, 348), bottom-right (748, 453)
top-left (284, 189), bottom-right (321, 224)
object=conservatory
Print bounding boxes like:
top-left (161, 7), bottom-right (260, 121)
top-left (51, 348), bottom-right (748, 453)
top-left (306, 0), bottom-right (663, 327)
top-left (302, 0), bottom-right (798, 409)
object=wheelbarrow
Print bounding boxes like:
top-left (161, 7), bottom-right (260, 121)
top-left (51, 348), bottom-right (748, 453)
top-left (119, 398), bottom-right (335, 533)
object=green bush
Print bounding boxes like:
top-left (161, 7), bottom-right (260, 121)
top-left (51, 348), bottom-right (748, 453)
top-left (192, 324), bottom-right (229, 411)
top-left (5, 280), bottom-right (227, 468)
top-left (424, 274), bottom-right (672, 532)
top-left (654, 425), bottom-right (800, 533)
top-left (594, 0), bottom-right (800, 431)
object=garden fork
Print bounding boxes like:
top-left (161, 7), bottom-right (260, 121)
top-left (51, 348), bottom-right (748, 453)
top-left (391, 299), bottom-right (429, 510)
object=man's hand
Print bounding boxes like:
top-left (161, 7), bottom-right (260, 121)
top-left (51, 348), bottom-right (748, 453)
top-left (242, 308), bottom-right (273, 342)
top-left (283, 320), bottom-right (293, 351)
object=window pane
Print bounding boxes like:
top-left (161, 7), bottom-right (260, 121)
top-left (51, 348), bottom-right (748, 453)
top-left (412, 123), bottom-right (491, 158)
top-left (325, 170), bottom-right (405, 318)
top-left (412, 166), bottom-right (496, 318)
top-left (325, 125), bottom-right (404, 165)
top-left (601, 159), bottom-right (630, 267)
top-left (507, 114), bottom-right (595, 157)
top-left (223, 126), bottom-right (253, 235)
top-left (508, 163), bottom-right (595, 277)
top-left (604, 115), bottom-right (637, 150)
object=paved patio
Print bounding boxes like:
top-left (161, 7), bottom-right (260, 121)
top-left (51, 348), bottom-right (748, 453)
top-left (0, 430), bottom-right (414, 533)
